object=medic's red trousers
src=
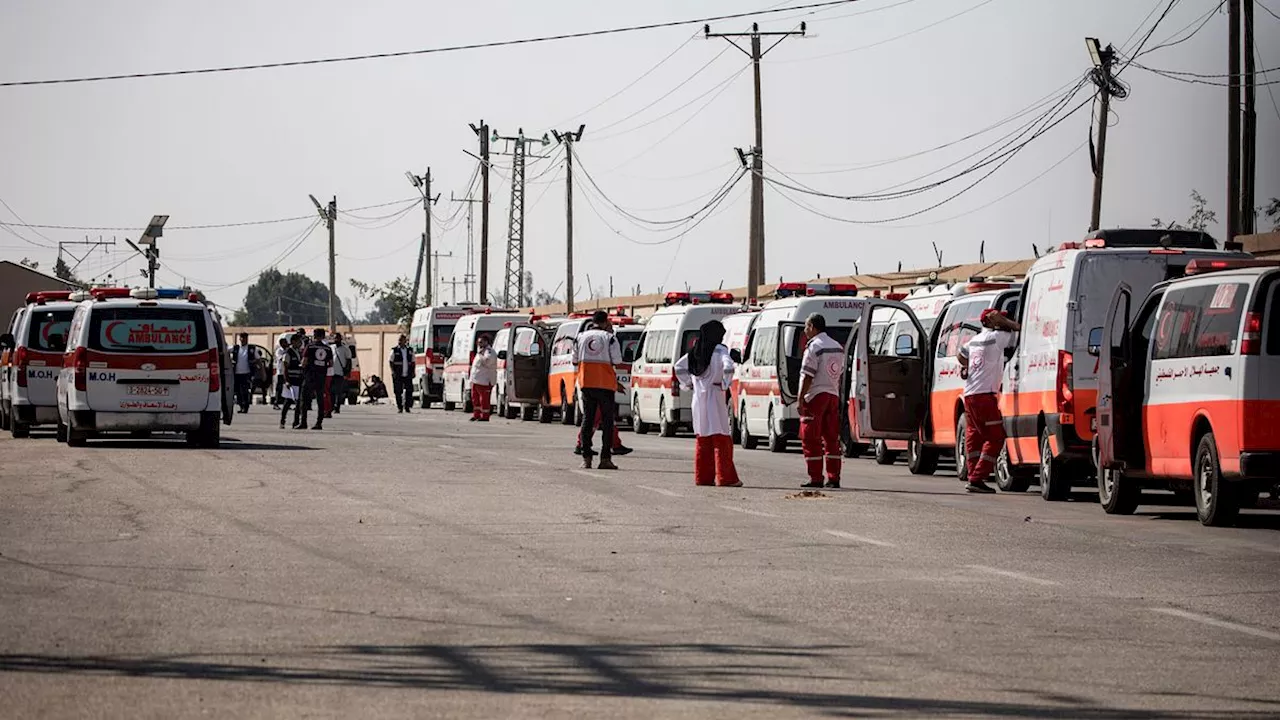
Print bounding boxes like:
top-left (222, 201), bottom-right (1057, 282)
top-left (694, 435), bottom-right (740, 486)
top-left (471, 384), bottom-right (492, 420)
top-left (962, 392), bottom-right (1006, 482)
top-left (801, 393), bottom-right (841, 482)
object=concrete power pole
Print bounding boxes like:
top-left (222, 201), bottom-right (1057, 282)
top-left (309, 195), bottom-right (337, 332)
top-left (407, 169), bottom-right (440, 307)
top-left (1241, 0), bottom-right (1257, 236)
top-left (552, 125), bottom-right (586, 313)
top-left (1228, 0), bottom-right (1242, 243)
top-left (706, 22), bottom-right (806, 301)
top-left (452, 193), bottom-right (484, 303)
top-left (493, 127), bottom-right (550, 307)
top-left (430, 249), bottom-right (453, 306)
top-left (1085, 38), bottom-right (1121, 232)
top-left (469, 121), bottom-right (491, 303)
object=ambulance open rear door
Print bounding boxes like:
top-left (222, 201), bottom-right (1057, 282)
top-left (1094, 283), bottom-right (1132, 472)
top-left (216, 327), bottom-right (234, 426)
top-left (854, 301), bottom-right (927, 441)
top-left (775, 321), bottom-right (806, 406)
top-left (507, 324), bottom-right (548, 409)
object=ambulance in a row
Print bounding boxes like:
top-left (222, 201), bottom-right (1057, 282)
top-left (1, 290), bottom-right (77, 438)
top-left (1096, 257), bottom-right (1280, 526)
top-left (721, 308), bottom-right (761, 444)
top-left (631, 291), bottom-right (740, 437)
top-left (55, 287), bottom-right (234, 447)
top-left (734, 283), bottom-right (861, 452)
top-left (408, 304), bottom-right (472, 409)
top-left (442, 309), bottom-right (528, 412)
top-left (546, 310), bottom-right (642, 426)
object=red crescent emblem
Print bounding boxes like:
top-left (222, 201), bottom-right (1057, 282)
top-left (104, 320), bottom-right (126, 346)
top-left (587, 337), bottom-right (601, 352)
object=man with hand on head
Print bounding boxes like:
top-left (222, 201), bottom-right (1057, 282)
top-left (957, 308), bottom-right (1020, 494)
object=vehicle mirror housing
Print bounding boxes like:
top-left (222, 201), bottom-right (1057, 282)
top-left (729, 348), bottom-right (742, 364)
top-left (529, 342), bottom-right (540, 355)
top-left (622, 348), bottom-right (636, 363)
top-left (0, 333), bottom-right (13, 349)
top-left (497, 350), bottom-right (508, 361)
top-left (1087, 327), bottom-right (1103, 357)
top-left (894, 334), bottom-right (916, 357)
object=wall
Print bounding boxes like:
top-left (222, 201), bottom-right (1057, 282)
top-left (0, 261), bottom-right (77, 330)
top-left (223, 324), bottom-right (404, 383)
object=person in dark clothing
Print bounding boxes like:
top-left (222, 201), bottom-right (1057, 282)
top-left (279, 335), bottom-right (304, 429)
top-left (272, 337), bottom-right (289, 409)
top-left (231, 332), bottom-right (253, 413)
top-left (388, 334), bottom-right (415, 413)
top-left (295, 328), bottom-right (333, 430)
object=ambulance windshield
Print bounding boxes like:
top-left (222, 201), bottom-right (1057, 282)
top-left (88, 308), bottom-right (209, 354)
top-left (26, 309), bottom-right (74, 351)
top-left (432, 324), bottom-right (455, 356)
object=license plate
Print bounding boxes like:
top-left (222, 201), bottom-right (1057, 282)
top-left (128, 385), bottom-right (170, 397)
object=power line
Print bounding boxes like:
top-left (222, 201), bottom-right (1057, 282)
top-left (775, 0), bottom-right (999, 64)
top-left (590, 46), bottom-right (735, 138)
top-left (4, 197), bottom-right (420, 232)
top-left (1137, 0), bottom-right (1225, 57)
top-left (574, 148), bottom-right (749, 228)
top-left (0, 0), bottom-right (862, 88)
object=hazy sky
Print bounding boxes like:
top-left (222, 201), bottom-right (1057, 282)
top-left (1, 0), bottom-right (1277, 314)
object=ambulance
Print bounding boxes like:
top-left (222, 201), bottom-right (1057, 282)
top-left (1095, 258), bottom-right (1280, 526)
top-left (496, 318), bottom-right (555, 421)
top-left (631, 291), bottom-right (739, 437)
top-left (721, 309), bottom-right (761, 443)
top-left (546, 311), bottom-right (639, 426)
top-left (0, 291), bottom-right (77, 438)
top-left (55, 287), bottom-right (233, 447)
top-left (408, 305), bottom-right (471, 408)
top-left (995, 228), bottom-right (1247, 501)
top-left (441, 310), bottom-right (527, 412)
top-left (0, 305), bottom-right (25, 431)
top-left (736, 283), bottom-right (861, 452)
top-left (613, 324), bottom-right (644, 425)
top-left (898, 280), bottom-right (1022, 478)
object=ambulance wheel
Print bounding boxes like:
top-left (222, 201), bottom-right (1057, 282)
top-left (906, 440), bottom-right (938, 475)
top-left (560, 386), bottom-right (575, 426)
top-left (419, 389), bottom-right (429, 409)
top-left (1039, 428), bottom-right (1071, 502)
top-left (1194, 433), bottom-right (1238, 527)
top-left (573, 391), bottom-right (584, 427)
top-left (462, 384), bottom-right (473, 414)
top-left (519, 404), bottom-right (534, 421)
top-left (954, 415), bottom-right (969, 481)
top-left (659, 399), bottom-right (677, 438)
top-left (66, 419), bottom-right (88, 447)
top-left (0, 401), bottom-right (9, 431)
top-left (1098, 467), bottom-right (1139, 515)
top-left (10, 418), bottom-right (29, 439)
top-left (55, 421), bottom-right (68, 443)
top-left (188, 413), bottom-right (221, 449)
top-left (874, 440), bottom-right (898, 465)
top-left (538, 404), bottom-right (554, 424)
top-left (995, 445), bottom-right (1032, 493)
top-left (443, 400), bottom-right (456, 412)
top-left (740, 404), bottom-right (758, 450)
top-left (633, 395), bottom-right (651, 434)
top-left (767, 407), bottom-right (786, 453)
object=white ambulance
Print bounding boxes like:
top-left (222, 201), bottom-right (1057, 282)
top-left (55, 287), bottom-right (233, 447)
top-left (631, 291), bottom-right (739, 437)
top-left (995, 228), bottom-right (1248, 501)
top-left (495, 318), bottom-right (554, 421)
top-left (736, 282), bottom-right (861, 452)
top-left (1096, 258), bottom-right (1280, 526)
top-left (441, 311), bottom-right (527, 412)
top-left (408, 305), bottom-right (471, 408)
top-left (721, 309), bottom-right (761, 443)
top-left (546, 312), bottom-right (641, 426)
top-left (0, 291), bottom-right (77, 438)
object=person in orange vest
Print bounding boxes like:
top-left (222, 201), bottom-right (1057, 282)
top-left (572, 310), bottom-right (622, 470)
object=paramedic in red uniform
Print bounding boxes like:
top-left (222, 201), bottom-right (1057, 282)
top-left (573, 311), bottom-right (622, 471)
top-left (798, 313), bottom-right (845, 489)
top-left (957, 308), bottom-right (1020, 494)
top-left (469, 334), bottom-right (496, 422)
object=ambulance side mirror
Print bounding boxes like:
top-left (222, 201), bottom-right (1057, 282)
top-left (729, 348), bottom-right (743, 364)
top-left (894, 334), bottom-right (916, 357)
top-left (497, 350), bottom-right (508, 361)
top-left (529, 342), bottom-right (540, 355)
top-left (1087, 327), bottom-right (1103, 357)
top-left (0, 333), bottom-right (13, 350)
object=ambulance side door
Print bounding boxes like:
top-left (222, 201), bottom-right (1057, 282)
top-left (215, 322), bottom-right (234, 425)
top-left (855, 300), bottom-right (927, 440)
top-left (775, 321), bottom-right (806, 405)
top-left (509, 325), bottom-right (548, 403)
top-left (1095, 283), bottom-right (1132, 471)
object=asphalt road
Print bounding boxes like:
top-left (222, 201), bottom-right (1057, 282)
top-left (1, 401), bottom-right (1278, 719)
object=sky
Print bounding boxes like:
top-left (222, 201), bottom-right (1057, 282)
top-left (1, 0), bottom-right (1277, 315)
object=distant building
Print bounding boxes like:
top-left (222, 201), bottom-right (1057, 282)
top-left (0, 260), bottom-right (77, 326)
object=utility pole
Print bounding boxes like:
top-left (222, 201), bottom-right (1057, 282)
top-left (442, 276), bottom-right (465, 305)
top-left (430, 249), bottom-right (453, 305)
top-left (309, 195), bottom-right (337, 333)
top-left (1241, 0), bottom-right (1257, 236)
top-left (706, 21), bottom-right (806, 301)
top-left (452, 192), bottom-right (484, 302)
top-left (58, 237), bottom-right (116, 276)
top-left (407, 169), bottom-right (440, 306)
top-left (552, 124), bottom-right (586, 313)
top-left (1085, 38), bottom-right (1122, 232)
top-left (125, 216), bottom-right (167, 289)
top-left (492, 127), bottom-right (551, 307)
top-left (1227, 0), bottom-right (1242, 243)
top-left (469, 121), bottom-right (492, 303)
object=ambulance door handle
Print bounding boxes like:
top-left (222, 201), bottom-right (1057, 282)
top-left (1224, 366), bottom-right (1231, 378)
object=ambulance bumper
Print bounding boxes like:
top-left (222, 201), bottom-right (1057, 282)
top-left (1238, 452), bottom-right (1280, 480)
top-left (80, 411), bottom-right (204, 432)
top-left (13, 404), bottom-right (59, 425)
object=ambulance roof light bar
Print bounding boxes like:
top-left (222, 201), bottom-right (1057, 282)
top-left (25, 290), bottom-right (74, 304)
top-left (804, 283), bottom-right (858, 297)
top-left (1185, 258), bottom-right (1280, 275)
top-left (89, 287), bottom-right (132, 300)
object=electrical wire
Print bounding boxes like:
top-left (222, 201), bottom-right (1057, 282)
top-left (1131, 61), bottom-right (1280, 86)
top-left (1136, 0), bottom-right (1224, 57)
top-left (172, 219), bottom-right (323, 290)
top-left (0, 0), bottom-right (863, 88)
top-left (336, 199), bottom-right (421, 230)
top-left (0, 196), bottom-right (57, 247)
top-left (590, 46), bottom-right (734, 138)
top-left (574, 147), bottom-right (751, 228)
top-left (575, 167), bottom-right (747, 246)
top-left (774, 0), bottom-right (999, 65)
top-left (1257, 0), bottom-right (1280, 22)
top-left (7, 197), bottom-right (421, 232)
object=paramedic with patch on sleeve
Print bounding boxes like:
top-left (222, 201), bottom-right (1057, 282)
top-left (956, 308), bottom-right (1020, 494)
top-left (797, 313), bottom-right (845, 490)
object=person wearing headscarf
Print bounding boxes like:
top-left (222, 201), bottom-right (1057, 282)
top-left (674, 320), bottom-right (742, 487)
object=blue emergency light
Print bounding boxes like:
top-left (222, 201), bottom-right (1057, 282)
top-left (154, 288), bottom-right (188, 299)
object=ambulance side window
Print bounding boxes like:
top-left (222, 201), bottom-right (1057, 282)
top-left (552, 334), bottom-right (575, 356)
top-left (1267, 284), bottom-right (1280, 356)
top-left (644, 331), bottom-right (674, 364)
top-left (751, 327), bottom-right (776, 366)
top-left (1152, 283), bottom-right (1248, 360)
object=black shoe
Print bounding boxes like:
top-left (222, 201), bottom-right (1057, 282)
top-left (574, 446), bottom-right (583, 456)
top-left (612, 445), bottom-right (634, 456)
top-left (800, 481), bottom-right (824, 489)
top-left (469, 417), bottom-right (478, 422)
top-left (404, 408), bottom-right (411, 414)
top-left (581, 455), bottom-right (594, 469)
top-left (966, 481), bottom-right (996, 494)
top-left (825, 480), bottom-right (841, 489)
top-left (397, 407), bottom-right (403, 413)
top-left (279, 421), bottom-right (285, 429)
top-left (311, 424), bottom-right (323, 431)
top-left (598, 458), bottom-right (618, 471)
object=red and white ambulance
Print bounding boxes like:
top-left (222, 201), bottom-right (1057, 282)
top-left (441, 310), bottom-right (528, 412)
top-left (997, 228), bottom-right (1248, 501)
top-left (55, 287), bottom-right (233, 447)
top-left (0, 291), bottom-right (77, 438)
top-left (1095, 258), bottom-right (1280, 526)
top-left (631, 291), bottom-right (739, 437)
top-left (546, 311), bottom-right (639, 426)
top-left (737, 283), bottom-right (860, 452)
top-left (408, 305), bottom-right (470, 408)
top-left (721, 309), bottom-right (761, 443)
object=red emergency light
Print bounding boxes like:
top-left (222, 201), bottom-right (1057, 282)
top-left (25, 290), bottom-right (73, 304)
top-left (89, 287), bottom-right (131, 300)
top-left (885, 292), bottom-right (909, 301)
top-left (1084, 238), bottom-right (1107, 249)
top-left (1185, 258), bottom-right (1280, 275)
top-left (774, 283), bottom-right (809, 299)
top-left (664, 292), bottom-right (690, 306)
top-left (954, 282), bottom-right (1012, 297)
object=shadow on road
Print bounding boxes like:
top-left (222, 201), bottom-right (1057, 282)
top-left (0, 643), bottom-right (1272, 718)
top-left (69, 440), bottom-right (316, 451)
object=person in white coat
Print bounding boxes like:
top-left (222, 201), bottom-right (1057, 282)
top-left (469, 334), bottom-right (498, 422)
top-left (674, 320), bottom-right (742, 487)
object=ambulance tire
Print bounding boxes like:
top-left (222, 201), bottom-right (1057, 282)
top-left (560, 386), bottom-right (575, 426)
top-left (954, 415), bottom-right (969, 481)
top-left (995, 445), bottom-right (1032, 493)
top-left (443, 400), bottom-right (456, 412)
top-left (55, 421), bottom-right (67, 444)
top-left (1194, 433), bottom-right (1239, 527)
top-left (10, 418), bottom-right (29, 439)
top-left (65, 418), bottom-right (88, 447)
top-left (873, 440), bottom-right (898, 465)
top-left (906, 440), bottom-right (938, 475)
top-left (462, 384), bottom-right (473, 414)
top-left (0, 401), bottom-right (9, 431)
top-left (739, 404), bottom-right (758, 450)
top-left (659, 399), bottom-right (677, 438)
top-left (1098, 467), bottom-right (1139, 515)
top-left (520, 404), bottom-right (535, 422)
top-left (767, 407), bottom-right (786, 453)
top-left (188, 413), bottom-right (220, 449)
top-left (1039, 428), bottom-right (1071, 502)
top-left (538, 404), bottom-right (554, 424)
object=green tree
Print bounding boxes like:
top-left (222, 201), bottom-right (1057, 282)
top-left (1152, 189), bottom-right (1218, 232)
top-left (350, 276), bottom-right (420, 330)
top-left (234, 268), bottom-right (347, 327)
top-left (53, 256), bottom-right (85, 288)
top-left (1263, 198), bottom-right (1280, 232)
